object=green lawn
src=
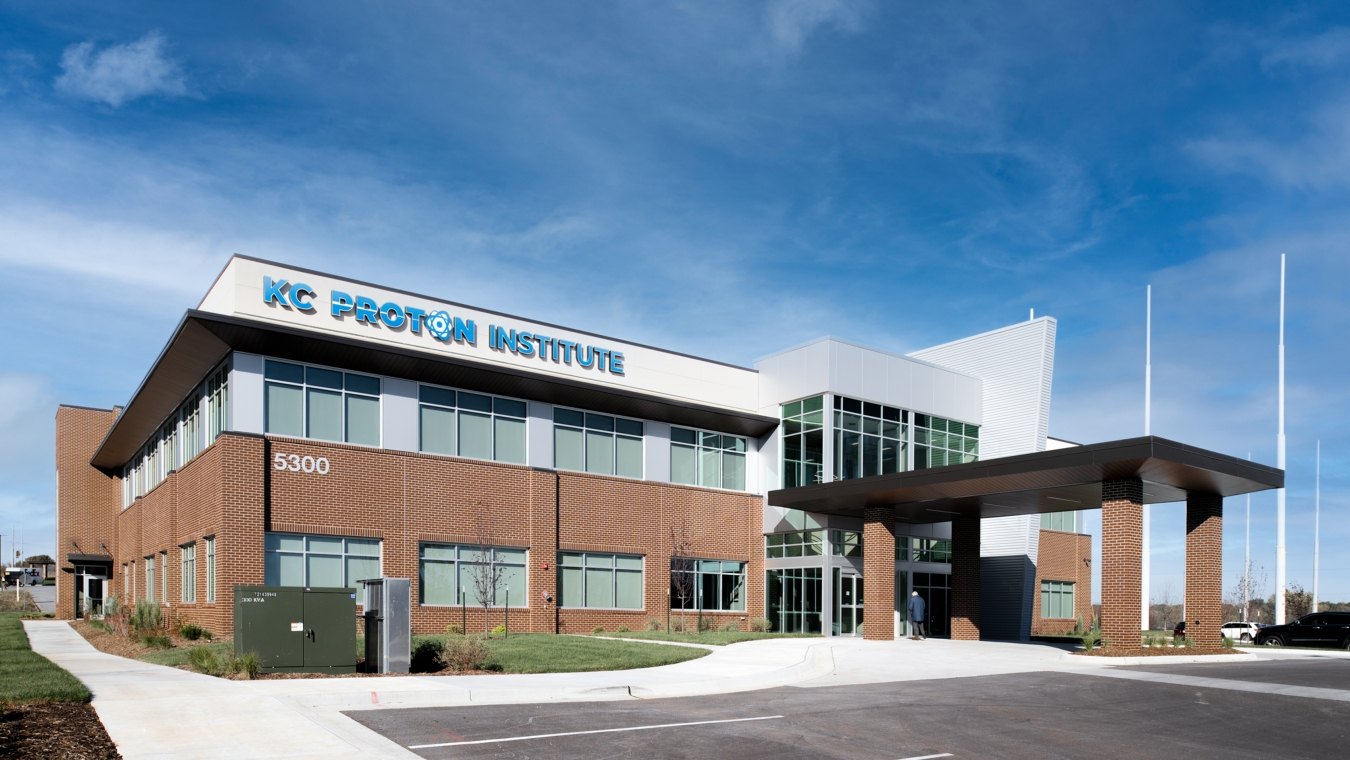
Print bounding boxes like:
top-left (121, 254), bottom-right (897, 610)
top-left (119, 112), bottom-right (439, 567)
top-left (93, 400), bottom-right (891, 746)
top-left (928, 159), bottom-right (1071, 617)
top-left (592, 630), bottom-right (820, 646)
top-left (0, 613), bottom-right (90, 704)
top-left (420, 633), bottom-right (710, 673)
top-left (139, 640), bottom-right (234, 667)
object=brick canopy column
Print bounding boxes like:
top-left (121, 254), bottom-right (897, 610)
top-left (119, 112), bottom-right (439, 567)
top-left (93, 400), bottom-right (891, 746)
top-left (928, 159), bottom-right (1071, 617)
top-left (1185, 491), bottom-right (1223, 649)
top-left (862, 506), bottom-right (897, 640)
top-left (1101, 478), bottom-right (1143, 649)
top-left (950, 517), bottom-right (981, 640)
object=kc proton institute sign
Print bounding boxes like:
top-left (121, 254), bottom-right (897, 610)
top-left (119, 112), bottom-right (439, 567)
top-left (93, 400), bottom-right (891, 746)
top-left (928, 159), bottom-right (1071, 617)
top-left (261, 275), bottom-right (626, 376)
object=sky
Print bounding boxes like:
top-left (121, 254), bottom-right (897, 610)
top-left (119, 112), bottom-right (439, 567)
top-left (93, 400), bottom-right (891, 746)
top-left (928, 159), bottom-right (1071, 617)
top-left (1, 1), bottom-right (1347, 607)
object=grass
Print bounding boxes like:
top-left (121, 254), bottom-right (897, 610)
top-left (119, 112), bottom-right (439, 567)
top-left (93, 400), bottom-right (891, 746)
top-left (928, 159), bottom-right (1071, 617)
top-left (0, 613), bottom-right (90, 704)
top-left (139, 640), bottom-right (234, 667)
top-left (422, 633), bottom-right (710, 673)
top-left (591, 630), bottom-right (820, 646)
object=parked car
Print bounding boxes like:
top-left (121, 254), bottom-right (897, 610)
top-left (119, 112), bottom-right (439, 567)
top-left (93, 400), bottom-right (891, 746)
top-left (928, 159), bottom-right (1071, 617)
top-left (1255, 612), bottom-right (1350, 648)
top-left (1221, 621), bottom-right (1262, 643)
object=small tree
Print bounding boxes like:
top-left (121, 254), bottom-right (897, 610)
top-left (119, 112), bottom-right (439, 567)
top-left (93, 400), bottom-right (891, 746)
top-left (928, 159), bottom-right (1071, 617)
top-left (669, 523), bottom-right (695, 633)
top-left (1230, 561), bottom-right (1267, 622)
top-left (1284, 582), bottom-right (1312, 620)
top-left (467, 516), bottom-right (506, 635)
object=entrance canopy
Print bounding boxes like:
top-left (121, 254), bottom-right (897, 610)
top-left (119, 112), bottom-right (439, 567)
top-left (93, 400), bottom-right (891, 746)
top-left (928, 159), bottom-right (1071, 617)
top-left (767, 436), bottom-right (1283, 524)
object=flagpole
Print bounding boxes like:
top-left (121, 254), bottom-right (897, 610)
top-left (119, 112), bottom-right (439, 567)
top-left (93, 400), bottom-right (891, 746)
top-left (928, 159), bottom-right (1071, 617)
top-left (1142, 284), bottom-right (1151, 631)
top-left (1244, 452), bottom-right (1251, 622)
top-left (1276, 254), bottom-right (1287, 625)
top-left (1313, 440), bottom-right (1320, 613)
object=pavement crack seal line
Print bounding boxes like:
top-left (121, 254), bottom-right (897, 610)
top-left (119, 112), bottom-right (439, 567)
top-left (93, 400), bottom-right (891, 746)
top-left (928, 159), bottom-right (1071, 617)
top-left (407, 714), bottom-right (786, 749)
top-left (1069, 668), bottom-right (1350, 702)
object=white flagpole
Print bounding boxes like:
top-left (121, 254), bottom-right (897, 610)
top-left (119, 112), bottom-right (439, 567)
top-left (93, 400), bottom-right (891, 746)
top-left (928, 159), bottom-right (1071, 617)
top-left (1313, 440), bottom-right (1320, 613)
top-left (1244, 452), bottom-right (1251, 622)
top-left (1276, 254), bottom-right (1287, 625)
top-left (1142, 285), bottom-right (1151, 631)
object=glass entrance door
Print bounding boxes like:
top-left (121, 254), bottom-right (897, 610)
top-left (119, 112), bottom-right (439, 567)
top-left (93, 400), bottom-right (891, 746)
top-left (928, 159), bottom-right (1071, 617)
top-left (832, 568), bottom-right (863, 636)
top-left (82, 573), bottom-right (106, 618)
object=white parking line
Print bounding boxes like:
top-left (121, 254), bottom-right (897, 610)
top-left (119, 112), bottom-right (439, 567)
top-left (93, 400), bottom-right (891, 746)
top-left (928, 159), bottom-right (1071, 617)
top-left (897, 754), bottom-right (953, 760)
top-left (407, 714), bottom-right (785, 749)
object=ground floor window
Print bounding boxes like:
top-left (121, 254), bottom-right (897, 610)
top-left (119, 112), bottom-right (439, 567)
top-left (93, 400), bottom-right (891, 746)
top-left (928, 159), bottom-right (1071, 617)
top-left (559, 552), bottom-right (643, 609)
top-left (145, 556), bottom-right (155, 602)
top-left (1041, 580), bottom-right (1075, 619)
top-left (671, 560), bottom-right (745, 611)
top-left (264, 533), bottom-right (381, 592)
top-left (419, 544), bottom-right (527, 606)
top-left (766, 567), bottom-right (822, 633)
top-left (205, 537), bottom-right (216, 602)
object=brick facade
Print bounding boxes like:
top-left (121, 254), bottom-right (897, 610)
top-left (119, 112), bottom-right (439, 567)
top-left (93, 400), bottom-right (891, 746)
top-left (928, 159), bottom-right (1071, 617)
top-left (950, 517), bottom-right (981, 640)
top-left (1031, 529), bottom-right (1093, 635)
top-left (55, 406), bottom-right (120, 620)
top-left (61, 428), bottom-right (763, 638)
top-left (1185, 491), bottom-right (1223, 649)
top-left (861, 506), bottom-right (896, 640)
top-left (1100, 478), bottom-right (1143, 649)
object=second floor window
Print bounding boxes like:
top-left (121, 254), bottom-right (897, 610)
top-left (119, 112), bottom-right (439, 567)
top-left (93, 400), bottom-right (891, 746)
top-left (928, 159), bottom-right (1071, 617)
top-left (264, 360), bottom-right (380, 446)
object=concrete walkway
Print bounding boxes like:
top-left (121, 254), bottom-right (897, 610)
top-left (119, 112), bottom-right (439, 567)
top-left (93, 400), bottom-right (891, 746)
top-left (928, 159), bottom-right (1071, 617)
top-left (26, 619), bottom-right (1328, 760)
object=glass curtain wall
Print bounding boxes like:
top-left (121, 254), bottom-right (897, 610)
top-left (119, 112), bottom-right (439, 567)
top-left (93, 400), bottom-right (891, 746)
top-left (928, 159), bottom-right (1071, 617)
top-left (781, 396), bottom-right (824, 488)
top-left (833, 396), bottom-right (907, 481)
top-left (913, 414), bottom-right (978, 468)
top-left (766, 567), bottom-right (822, 633)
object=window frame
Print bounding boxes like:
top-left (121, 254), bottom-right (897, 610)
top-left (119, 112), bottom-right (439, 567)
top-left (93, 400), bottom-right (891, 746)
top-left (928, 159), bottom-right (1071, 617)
top-left (180, 543), bottom-right (196, 604)
top-left (416, 384), bottom-right (529, 464)
top-left (263, 532), bottom-right (383, 592)
top-left (670, 559), bottom-right (746, 612)
top-left (417, 543), bottom-right (528, 607)
top-left (558, 551), bottom-right (645, 610)
top-left (263, 359), bottom-right (382, 447)
top-left (1040, 580), bottom-right (1075, 619)
top-left (670, 427), bottom-right (748, 491)
top-left (552, 408), bottom-right (644, 478)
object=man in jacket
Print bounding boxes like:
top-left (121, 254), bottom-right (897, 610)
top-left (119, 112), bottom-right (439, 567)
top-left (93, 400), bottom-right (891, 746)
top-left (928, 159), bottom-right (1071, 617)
top-left (907, 590), bottom-right (927, 640)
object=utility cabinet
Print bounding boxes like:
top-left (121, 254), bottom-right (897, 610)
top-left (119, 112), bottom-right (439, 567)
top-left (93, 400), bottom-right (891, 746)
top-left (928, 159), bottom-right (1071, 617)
top-left (233, 586), bottom-right (357, 674)
top-left (359, 578), bottom-right (410, 674)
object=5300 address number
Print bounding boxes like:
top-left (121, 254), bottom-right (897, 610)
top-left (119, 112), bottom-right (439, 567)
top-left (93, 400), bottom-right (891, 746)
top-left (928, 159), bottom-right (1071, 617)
top-left (272, 453), bottom-right (330, 475)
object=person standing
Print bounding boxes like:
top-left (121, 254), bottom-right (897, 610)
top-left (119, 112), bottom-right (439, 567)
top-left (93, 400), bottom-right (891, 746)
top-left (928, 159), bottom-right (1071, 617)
top-left (907, 590), bottom-right (927, 640)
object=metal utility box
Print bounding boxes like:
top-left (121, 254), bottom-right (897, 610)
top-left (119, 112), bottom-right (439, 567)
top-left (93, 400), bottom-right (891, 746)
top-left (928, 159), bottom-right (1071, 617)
top-left (233, 586), bottom-right (357, 674)
top-left (359, 578), bottom-right (410, 673)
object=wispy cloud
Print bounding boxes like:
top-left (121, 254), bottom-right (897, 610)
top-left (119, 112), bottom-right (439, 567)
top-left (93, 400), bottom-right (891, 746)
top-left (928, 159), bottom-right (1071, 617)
top-left (55, 31), bottom-right (187, 107)
top-left (1187, 97), bottom-right (1350, 191)
top-left (1260, 26), bottom-right (1350, 69)
top-left (764, 0), bottom-right (871, 55)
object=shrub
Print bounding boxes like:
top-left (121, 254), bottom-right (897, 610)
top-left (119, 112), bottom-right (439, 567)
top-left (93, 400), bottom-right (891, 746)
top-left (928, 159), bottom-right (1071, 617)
top-left (592, 625), bottom-right (605, 634)
top-left (697, 616), bottom-right (713, 632)
top-left (103, 594), bottom-right (121, 618)
top-left (617, 626), bottom-right (630, 633)
top-left (491, 624), bottom-right (507, 636)
top-left (233, 652), bottom-right (261, 680)
top-left (179, 622), bottom-right (211, 641)
top-left (131, 601), bottom-right (162, 632)
top-left (444, 623), bottom-right (464, 636)
top-left (444, 636), bottom-right (490, 672)
top-left (411, 639), bottom-right (446, 673)
top-left (749, 617), bottom-right (771, 632)
top-left (1222, 635), bottom-right (1234, 648)
top-left (188, 647), bottom-right (224, 676)
top-left (140, 634), bottom-right (172, 649)
top-left (669, 618), bottom-right (685, 632)
top-left (720, 622), bottom-right (738, 632)
top-left (646, 619), bottom-right (662, 632)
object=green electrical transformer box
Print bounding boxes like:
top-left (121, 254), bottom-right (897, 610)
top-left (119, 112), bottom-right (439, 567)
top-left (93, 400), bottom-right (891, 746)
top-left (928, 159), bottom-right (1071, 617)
top-left (233, 586), bottom-right (357, 674)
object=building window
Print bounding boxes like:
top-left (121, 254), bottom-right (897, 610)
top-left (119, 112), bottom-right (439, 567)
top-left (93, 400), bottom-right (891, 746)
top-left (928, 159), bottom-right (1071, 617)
top-left (119, 359), bottom-right (227, 509)
top-left (160, 551), bottom-right (168, 606)
top-left (1041, 580), bottom-right (1075, 619)
top-left (833, 396), bottom-right (907, 480)
top-left (1041, 511), bottom-right (1076, 532)
top-left (180, 544), bottom-right (196, 604)
top-left (903, 538), bottom-right (952, 563)
top-left (781, 396), bottom-right (824, 488)
top-left (913, 414), bottom-right (978, 468)
top-left (205, 364), bottom-right (229, 447)
top-left (145, 556), bottom-right (155, 603)
top-left (670, 428), bottom-right (747, 490)
top-left (122, 563), bottom-right (129, 598)
top-left (264, 533), bottom-right (381, 592)
top-left (264, 360), bottom-right (380, 446)
top-left (671, 560), bottom-right (745, 611)
top-left (553, 409), bottom-right (643, 478)
top-left (559, 552), bottom-right (643, 609)
top-left (205, 537), bottom-right (216, 603)
top-left (830, 529), bottom-right (862, 558)
top-left (765, 529), bottom-right (824, 559)
top-left (418, 385), bottom-right (527, 464)
top-left (418, 544), bottom-right (527, 606)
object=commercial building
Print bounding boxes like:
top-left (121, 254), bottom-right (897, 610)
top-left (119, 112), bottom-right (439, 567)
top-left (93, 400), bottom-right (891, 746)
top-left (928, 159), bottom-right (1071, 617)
top-left (56, 256), bottom-right (1277, 644)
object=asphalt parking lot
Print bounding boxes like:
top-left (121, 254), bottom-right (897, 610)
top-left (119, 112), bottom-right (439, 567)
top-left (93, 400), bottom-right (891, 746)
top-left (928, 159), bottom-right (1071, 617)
top-left (348, 661), bottom-right (1350, 760)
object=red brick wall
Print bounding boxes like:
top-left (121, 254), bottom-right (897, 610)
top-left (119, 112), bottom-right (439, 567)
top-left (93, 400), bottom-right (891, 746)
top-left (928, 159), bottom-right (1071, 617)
top-left (950, 517), bottom-right (981, 640)
top-left (862, 506), bottom-right (896, 640)
top-left (1101, 478), bottom-right (1143, 649)
top-left (1031, 529), bottom-right (1093, 635)
top-left (1185, 491), bottom-right (1223, 649)
top-left (105, 434), bottom-right (766, 637)
top-left (55, 406), bottom-right (120, 620)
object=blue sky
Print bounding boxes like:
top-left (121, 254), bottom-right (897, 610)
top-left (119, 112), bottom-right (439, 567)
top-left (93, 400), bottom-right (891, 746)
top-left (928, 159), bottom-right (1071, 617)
top-left (2, 1), bottom-right (1346, 607)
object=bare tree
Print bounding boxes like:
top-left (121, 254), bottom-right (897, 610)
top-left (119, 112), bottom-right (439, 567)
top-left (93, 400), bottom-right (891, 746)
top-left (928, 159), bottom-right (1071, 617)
top-left (1230, 561), bottom-right (1267, 622)
top-left (1150, 582), bottom-right (1182, 631)
top-left (468, 519), bottom-right (506, 635)
top-left (669, 523), bottom-right (695, 633)
top-left (1284, 582), bottom-right (1312, 620)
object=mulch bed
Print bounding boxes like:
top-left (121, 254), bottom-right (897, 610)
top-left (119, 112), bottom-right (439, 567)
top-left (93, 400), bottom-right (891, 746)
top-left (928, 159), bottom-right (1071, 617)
top-left (0, 702), bottom-right (120, 759)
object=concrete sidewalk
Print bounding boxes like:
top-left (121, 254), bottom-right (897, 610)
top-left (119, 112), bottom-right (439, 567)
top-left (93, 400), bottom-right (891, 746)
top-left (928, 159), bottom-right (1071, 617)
top-left (25, 620), bottom-right (1270, 760)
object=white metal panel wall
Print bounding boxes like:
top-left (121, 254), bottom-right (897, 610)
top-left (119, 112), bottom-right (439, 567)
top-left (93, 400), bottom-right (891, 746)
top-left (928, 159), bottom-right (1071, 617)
top-left (909, 318), bottom-right (1058, 640)
top-left (230, 352), bottom-right (264, 435)
top-left (381, 377), bottom-right (419, 453)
